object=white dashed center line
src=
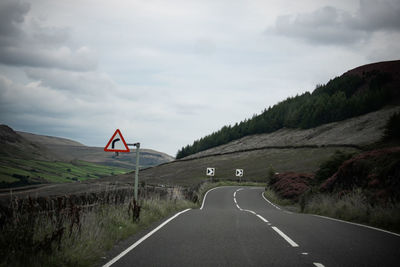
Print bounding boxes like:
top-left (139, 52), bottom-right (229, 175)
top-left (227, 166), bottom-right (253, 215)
top-left (233, 188), bottom-right (325, 267)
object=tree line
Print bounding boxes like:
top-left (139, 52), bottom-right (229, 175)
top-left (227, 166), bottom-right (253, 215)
top-left (176, 71), bottom-right (394, 159)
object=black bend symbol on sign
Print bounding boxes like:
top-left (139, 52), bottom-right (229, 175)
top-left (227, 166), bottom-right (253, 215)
top-left (112, 138), bottom-right (120, 149)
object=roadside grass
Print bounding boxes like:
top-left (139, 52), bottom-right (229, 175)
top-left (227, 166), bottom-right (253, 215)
top-left (263, 188), bottom-right (300, 212)
top-left (303, 191), bottom-right (400, 233)
top-left (0, 157), bottom-right (129, 186)
top-left (0, 190), bottom-right (197, 267)
top-left (263, 187), bottom-right (400, 233)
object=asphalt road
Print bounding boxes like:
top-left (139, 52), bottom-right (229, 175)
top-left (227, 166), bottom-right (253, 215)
top-left (104, 186), bottom-right (400, 267)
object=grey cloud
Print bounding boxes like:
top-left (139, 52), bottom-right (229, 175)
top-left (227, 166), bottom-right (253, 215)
top-left (354, 0), bottom-right (400, 31)
top-left (269, 0), bottom-right (400, 45)
top-left (0, 0), bottom-right (96, 71)
top-left (0, 1), bottom-right (29, 39)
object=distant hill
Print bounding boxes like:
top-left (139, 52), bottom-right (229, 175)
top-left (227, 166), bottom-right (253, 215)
top-left (0, 125), bottom-right (174, 188)
top-left (0, 125), bottom-right (54, 160)
top-left (18, 131), bottom-right (85, 147)
top-left (17, 131), bottom-right (174, 169)
top-left (177, 60), bottom-right (400, 159)
top-left (16, 129), bottom-right (174, 169)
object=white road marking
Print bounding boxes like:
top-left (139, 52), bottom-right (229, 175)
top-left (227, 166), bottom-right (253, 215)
top-left (236, 204), bottom-right (242, 211)
top-left (234, 198), bottom-right (237, 204)
top-left (233, 191), bottom-right (237, 197)
top-left (283, 210), bottom-right (293, 215)
top-left (313, 263), bottom-right (325, 267)
top-left (261, 192), bottom-right (281, 210)
top-left (200, 187), bottom-right (221, 210)
top-left (313, 214), bottom-right (400, 237)
top-left (103, 208), bottom-right (191, 267)
top-left (271, 226), bottom-right (299, 247)
top-left (256, 214), bottom-right (269, 223)
top-left (243, 209), bottom-right (256, 215)
top-left (301, 252), bottom-right (308, 255)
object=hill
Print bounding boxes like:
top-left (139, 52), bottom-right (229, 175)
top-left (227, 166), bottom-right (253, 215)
top-left (0, 126), bottom-right (174, 188)
top-left (18, 131), bottom-right (174, 169)
top-left (177, 60), bottom-right (400, 159)
top-left (1, 60), bottom-right (398, 199)
top-left (2, 104), bottom-right (395, 198)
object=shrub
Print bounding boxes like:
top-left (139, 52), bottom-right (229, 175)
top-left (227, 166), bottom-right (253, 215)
top-left (315, 151), bottom-right (354, 184)
top-left (383, 112), bottom-right (400, 141)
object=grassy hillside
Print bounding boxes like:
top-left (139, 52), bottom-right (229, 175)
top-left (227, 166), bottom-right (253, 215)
top-left (177, 60), bottom-right (400, 159)
top-left (0, 157), bottom-right (127, 187)
top-left (138, 146), bottom-right (359, 187)
top-left (0, 125), bottom-right (130, 188)
top-left (18, 131), bottom-right (174, 169)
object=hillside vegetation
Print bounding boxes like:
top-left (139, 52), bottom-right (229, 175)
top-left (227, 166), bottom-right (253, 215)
top-left (18, 131), bottom-right (174, 169)
top-left (177, 60), bottom-right (400, 159)
top-left (0, 125), bottom-right (129, 188)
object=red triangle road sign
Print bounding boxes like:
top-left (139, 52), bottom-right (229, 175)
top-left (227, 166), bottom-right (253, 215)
top-left (104, 129), bottom-right (130, 152)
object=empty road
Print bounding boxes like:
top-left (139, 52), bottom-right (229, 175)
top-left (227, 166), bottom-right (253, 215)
top-left (104, 186), bottom-right (400, 267)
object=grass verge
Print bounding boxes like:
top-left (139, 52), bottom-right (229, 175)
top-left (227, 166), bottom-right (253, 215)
top-left (303, 190), bottom-right (400, 233)
top-left (263, 187), bottom-right (400, 234)
top-left (0, 192), bottom-right (197, 267)
top-left (263, 188), bottom-right (300, 212)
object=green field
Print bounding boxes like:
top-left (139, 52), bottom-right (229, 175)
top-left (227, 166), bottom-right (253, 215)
top-left (0, 157), bottom-right (129, 187)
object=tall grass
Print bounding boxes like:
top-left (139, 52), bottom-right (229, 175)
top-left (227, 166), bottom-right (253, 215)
top-left (263, 188), bottom-right (295, 207)
top-left (0, 187), bottom-right (196, 267)
top-left (304, 190), bottom-right (400, 233)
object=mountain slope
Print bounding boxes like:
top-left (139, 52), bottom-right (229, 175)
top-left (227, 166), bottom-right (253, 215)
top-left (177, 60), bottom-right (400, 159)
top-left (17, 130), bottom-right (174, 169)
top-left (182, 106), bottom-right (400, 160)
top-left (0, 126), bottom-right (174, 188)
top-left (0, 125), bottom-right (55, 160)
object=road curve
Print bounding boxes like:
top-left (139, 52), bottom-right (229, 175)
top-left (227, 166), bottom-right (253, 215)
top-left (104, 186), bottom-right (400, 267)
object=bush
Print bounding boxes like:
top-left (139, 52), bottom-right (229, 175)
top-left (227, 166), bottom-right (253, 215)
top-left (383, 112), bottom-right (400, 141)
top-left (315, 151), bottom-right (355, 183)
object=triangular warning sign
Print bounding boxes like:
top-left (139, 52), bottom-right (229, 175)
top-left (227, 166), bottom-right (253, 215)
top-left (104, 129), bottom-right (130, 152)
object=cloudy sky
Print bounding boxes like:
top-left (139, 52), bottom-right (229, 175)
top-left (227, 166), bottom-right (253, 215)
top-left (0, 0), bottom-right (399, 156)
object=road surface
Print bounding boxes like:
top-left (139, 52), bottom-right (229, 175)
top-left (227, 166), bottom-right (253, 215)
top-left (104, 186), bottom-right (400, 267)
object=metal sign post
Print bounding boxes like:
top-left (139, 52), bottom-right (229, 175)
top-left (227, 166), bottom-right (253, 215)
top-left (104, 129), bottom-right (141, 202)
top-left (126, 142), bottom-right (140, 201)
top-left (236, 169), bottom-right (244, 182)
top-left (133, 143), bottom-right (140, 201)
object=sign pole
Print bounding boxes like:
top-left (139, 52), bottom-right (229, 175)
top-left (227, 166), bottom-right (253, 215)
top-left (133, 142), bottom-right (140, 201)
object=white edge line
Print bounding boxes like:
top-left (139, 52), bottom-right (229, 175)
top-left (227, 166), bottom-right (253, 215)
top-left (256, 214), bottom-right (269, 223)
top-left (236, 204), bottom-right (242, 210)
top-left (103, 208), bottom-right (191, 267)
top-left (313, 263), bottom-right (325, 267)
top-left (200, 187), bottom-right (221, 210)
top-left (261, 191), bottom-right (281, 210)
top-left (312, 214), bottom-right (400, 237)
top-left (233, 191), bottom-right (237, 197)
top-left (271, 226), bottom-right (299, 247)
